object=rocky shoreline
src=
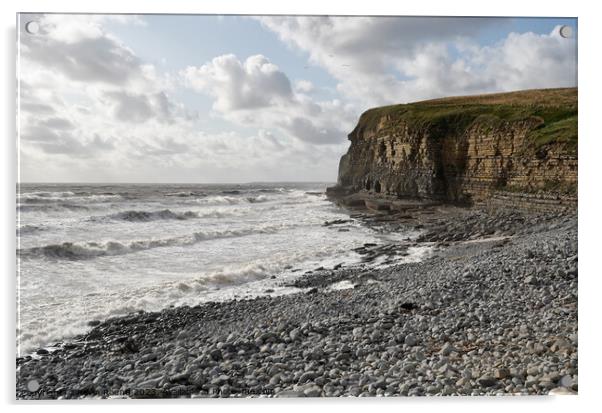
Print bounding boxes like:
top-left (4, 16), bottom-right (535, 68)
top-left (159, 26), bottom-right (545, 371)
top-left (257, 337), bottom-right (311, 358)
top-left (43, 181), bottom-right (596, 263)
top-left (16, 205), bottom-right (577, 399)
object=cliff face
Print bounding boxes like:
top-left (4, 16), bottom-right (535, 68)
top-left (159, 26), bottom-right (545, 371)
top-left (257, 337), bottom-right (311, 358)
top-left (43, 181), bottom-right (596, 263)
top-left (333, 88), bottom-right (577, 210)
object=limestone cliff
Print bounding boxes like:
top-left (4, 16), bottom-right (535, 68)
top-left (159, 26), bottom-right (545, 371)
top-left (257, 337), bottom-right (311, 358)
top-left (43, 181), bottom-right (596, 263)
top-left (331, 88), bottom-right (577, 211)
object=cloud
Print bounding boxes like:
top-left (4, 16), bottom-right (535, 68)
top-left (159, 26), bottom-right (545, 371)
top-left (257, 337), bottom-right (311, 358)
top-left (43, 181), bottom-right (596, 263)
top-left (294, 80), bottom-right (314, 94)
top-left (21, 15), bottom-right (144, 86)
top-left (102, 89), bottom-right (196, 124)
top-left (257, 17), bottom-right (577, 107)
top-left (181, 54), bottom-right (356, 145)
top-left (182, 54), bottom-right (293, 111)
top-left (18, 14), bottom-right (199, 172)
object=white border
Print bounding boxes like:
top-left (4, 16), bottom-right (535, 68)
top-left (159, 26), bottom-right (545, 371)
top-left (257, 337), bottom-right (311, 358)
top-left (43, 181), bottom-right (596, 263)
top-left (2, 1), bottom-right (598, 412)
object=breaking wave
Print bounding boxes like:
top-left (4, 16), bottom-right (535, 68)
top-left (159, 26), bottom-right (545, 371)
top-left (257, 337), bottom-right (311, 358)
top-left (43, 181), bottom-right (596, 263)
top-left (18, 224), bottom-right (293, 261)
top-left (246, 195), bottom-right (269, 203)
top-left (17, 224), bottom-right (45, 235)
top-left (19, 191), bottom-right (76, 198)
top-left (19, 194), bottom-right (121, 204)
top-left (195, 194), bottom-right (276, 205)
top-left (195, 195), bottom-right (242, 205)
top-left (17, 203), bottom-right (89, 212)
top-left (166, 191), bottom-right (206, 197)
top-left (110, 209), bottom-right (198, 222)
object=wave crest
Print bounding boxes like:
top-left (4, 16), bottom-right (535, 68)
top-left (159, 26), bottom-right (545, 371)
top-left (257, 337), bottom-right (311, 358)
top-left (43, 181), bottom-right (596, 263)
top-left (111, 209), bottom-right (198, 222)
top-left (18, 224), bottom-right (291, 261)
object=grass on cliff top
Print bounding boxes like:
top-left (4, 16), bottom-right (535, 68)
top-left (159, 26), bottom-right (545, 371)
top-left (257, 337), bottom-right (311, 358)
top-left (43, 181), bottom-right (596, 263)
top-left (356, 88), bottom-right (577, 153)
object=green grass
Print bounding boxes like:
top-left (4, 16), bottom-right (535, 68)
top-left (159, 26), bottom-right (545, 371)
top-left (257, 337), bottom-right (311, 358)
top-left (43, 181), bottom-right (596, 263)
top-left (527, 115), bottom-right (578, 153)
top-left (353, 88), bottom-right (578, 153)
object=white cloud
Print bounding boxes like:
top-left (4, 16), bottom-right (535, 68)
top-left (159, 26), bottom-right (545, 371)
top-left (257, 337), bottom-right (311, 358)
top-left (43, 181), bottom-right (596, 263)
top-left (257, 17), bottom-right (577, 107)
top-left (182, 54), bottom-right (294, 111)
top-left (18, 15), bottom-right (346, 182)
top-left (294, 79), bottom-right (314, 94)
top-left (181, 54), bottom-right (357, 145)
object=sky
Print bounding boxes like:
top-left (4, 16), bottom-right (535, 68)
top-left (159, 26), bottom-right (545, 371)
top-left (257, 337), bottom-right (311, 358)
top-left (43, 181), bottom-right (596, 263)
top-left (17, 14), bottom-right (577, 183)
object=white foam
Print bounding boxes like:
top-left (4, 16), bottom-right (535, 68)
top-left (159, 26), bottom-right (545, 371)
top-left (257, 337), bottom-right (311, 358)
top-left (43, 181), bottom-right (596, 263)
top-left (16, 184), bottom-right (434, 355)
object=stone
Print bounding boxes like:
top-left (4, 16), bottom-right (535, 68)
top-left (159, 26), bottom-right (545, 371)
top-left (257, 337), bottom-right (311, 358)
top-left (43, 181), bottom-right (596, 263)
top-left (559, 375), bottom-right (573, 388)
top-left (210, 375), bottom-right (230, 386)
top-left (548, 387), bottom-right (577, 395)
top-left (478, 376), bottom-right (498, 387)
top-left (303, 386), bottom-right (322, 397)
top-left (439, 342), bottom-right (456, 356)
top-left (299, 371), bottom-right (317, 383)
top-left (276, 390), bottom-right (305, 398)
top-left (404, 334), bottom-right (418, 347)
top-left (209, 349), bottom-right (222, 361)
top-left (551, 338), bottom-right (572, 352)
top-left (524, 276), bottom-right (537, 285)
top-left (494, 368), bottom-right (510, 380)
top-left (289, 328), bottom-right (301, 341)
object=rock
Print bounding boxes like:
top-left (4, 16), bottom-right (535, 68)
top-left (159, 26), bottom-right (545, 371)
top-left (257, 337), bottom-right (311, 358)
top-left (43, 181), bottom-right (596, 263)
top-left (303, 386), bottom-right (322, 397)
top-left (477, 376), bottom-right (497, 387)
top-left (210, 375), bottom-right (230, 386)
top-left (551, 338), bottom-right (572, 352)
top-left (276, 390), bottom-right (305, 397)
top-left (36, 348), bottom-right (49, 355)
top-left (299, 371), bottom-right (317, 383)
top-left (399, 302), bottom-right (418, 311)
top-left (404, 334), bottom-right (417, 347)
top-left (524, 276), bottom-right (537, 285)
top-left (87, 320), bottom-right (101, 327)
top-left (494, 368), bottom-right (510, 380)
top-left (439, 342), bottom-right (456, 356)
top-left (549, 387), bottom-right (577, 395)
top-left (559, 375), bottom-right (573, 388)
top-left (137, 378), bottom-right (160, 389)
top-left (289, 328), bottom-right (301, 341)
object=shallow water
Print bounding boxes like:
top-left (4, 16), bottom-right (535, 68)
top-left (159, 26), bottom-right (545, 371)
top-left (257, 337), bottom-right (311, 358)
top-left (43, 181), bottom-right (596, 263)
top-left (16, 182), bottom-right (426, 354)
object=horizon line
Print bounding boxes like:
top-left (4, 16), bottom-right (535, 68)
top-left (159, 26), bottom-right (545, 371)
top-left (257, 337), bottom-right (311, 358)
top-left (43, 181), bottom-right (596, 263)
top-left (17, 180), bottom-right (336, 185)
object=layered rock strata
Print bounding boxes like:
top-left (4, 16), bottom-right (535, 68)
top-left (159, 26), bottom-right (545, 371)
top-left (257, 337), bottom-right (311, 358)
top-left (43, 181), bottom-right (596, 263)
top-left (329, 88), bottom-right (577, 211)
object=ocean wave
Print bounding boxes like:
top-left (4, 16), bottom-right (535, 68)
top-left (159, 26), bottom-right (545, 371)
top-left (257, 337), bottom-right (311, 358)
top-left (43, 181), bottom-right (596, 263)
top-left (166, 191), bottom-right (206, 197)
top-left (194, 195), bottom-right (244, 205)
top-left (19, 191), bottom-right (76, 198)
top-left (17, 224), bottom-right (291, 261)
top-left (194, 194), bottom-right (277, 206)
top-left (196, 207), bottom-right (249, 218)
top-left (194, 263), bottom-right (271, 288)
top-left (17, 203), bottom-right (89, 213)
top-left (88, 207), bottom-right (248, 223)
top-left (246, 195), bottom-right (269, 203)
top-left (256, 188), bottom-right (286, 193)
top-left (17, 224), bottom-right (45, 235)
top-left (110, 209), bottom-right (198, 222)
top-left (18, 194), bottom-right (121, 204)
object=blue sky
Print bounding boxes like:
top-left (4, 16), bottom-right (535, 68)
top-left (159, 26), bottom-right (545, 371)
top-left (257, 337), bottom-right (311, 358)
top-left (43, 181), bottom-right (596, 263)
top-left (104, 15), bottom-right (575, 109)
top-left (18, 15), bottom-right (577, 182)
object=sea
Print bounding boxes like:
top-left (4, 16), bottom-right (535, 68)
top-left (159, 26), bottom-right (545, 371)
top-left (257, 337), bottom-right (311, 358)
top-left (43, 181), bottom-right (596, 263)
top-left (16, 183), bottom-right (429, 354)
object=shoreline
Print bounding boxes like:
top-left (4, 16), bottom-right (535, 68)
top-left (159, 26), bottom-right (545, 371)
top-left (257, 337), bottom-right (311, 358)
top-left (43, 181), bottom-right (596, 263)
top-left (16, 204), bottom-right (578, 399)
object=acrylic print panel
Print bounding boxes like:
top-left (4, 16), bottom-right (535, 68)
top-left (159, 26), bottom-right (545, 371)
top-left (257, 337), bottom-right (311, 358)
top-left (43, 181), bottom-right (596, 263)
top-left (16, 13), bottom-right (578, 399)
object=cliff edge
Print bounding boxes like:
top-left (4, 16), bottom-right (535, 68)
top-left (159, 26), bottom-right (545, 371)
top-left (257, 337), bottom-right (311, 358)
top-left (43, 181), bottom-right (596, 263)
top-left (329, 88), bottom-right (577, 212)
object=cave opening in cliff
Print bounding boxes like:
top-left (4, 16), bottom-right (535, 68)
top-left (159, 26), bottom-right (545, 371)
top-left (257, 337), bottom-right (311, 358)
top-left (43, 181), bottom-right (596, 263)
top-left (374, 181), bottom-right (382, 193)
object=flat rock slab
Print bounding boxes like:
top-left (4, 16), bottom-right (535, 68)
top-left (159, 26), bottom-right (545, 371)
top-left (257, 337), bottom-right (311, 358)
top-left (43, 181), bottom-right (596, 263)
top-left (365, 199), bottom-right (391, 211)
